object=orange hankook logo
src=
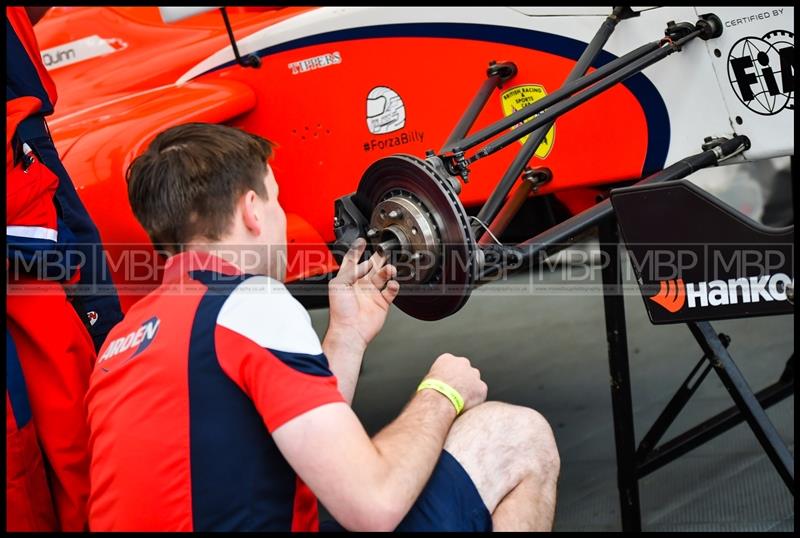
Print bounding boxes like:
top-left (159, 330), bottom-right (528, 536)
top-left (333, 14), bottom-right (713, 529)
top-left (649, 278), bottom-right (686, 313)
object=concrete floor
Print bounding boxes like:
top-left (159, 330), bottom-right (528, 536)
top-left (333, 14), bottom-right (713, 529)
top-left (308, 254), bottom-right (795, 531)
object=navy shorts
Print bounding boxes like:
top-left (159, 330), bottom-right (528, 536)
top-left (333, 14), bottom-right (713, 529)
top-left (320, 449), bottom-right (492, 532)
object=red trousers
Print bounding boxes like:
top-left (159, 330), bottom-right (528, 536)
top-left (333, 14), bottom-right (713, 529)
top-left (6, 280), bottom-right (95, 531)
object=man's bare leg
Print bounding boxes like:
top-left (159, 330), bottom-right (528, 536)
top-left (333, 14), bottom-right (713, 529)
top-left (443, 401), bottom-right (560, 531)
top-left (490, 468), bottom-right (559, 531)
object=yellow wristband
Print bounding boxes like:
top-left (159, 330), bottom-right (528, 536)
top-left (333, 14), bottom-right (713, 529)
top-left (417, 378), bottom-right (464, 416)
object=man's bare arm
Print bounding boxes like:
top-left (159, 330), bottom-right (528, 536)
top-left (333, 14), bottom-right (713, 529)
top-left (272, 354), bottom-right (486, 531)
top-left (324, 240), bottom-right (398, 405)
top-left (322, 330), bottom-right (365, 405)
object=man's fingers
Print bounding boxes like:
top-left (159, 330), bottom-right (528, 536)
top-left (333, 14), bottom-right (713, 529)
top-left (354, 250), bottom-right (387, 289)
top-left (354, 258), bottom-right (372, 281)
top-left (366, 250), bottom-right (387, 277)
top-left (336, 238), bottom-right (367, 283)
top-left (380, 279), bottom-right (400, 304)
top-left (370, 263), bottom-right (396, 291)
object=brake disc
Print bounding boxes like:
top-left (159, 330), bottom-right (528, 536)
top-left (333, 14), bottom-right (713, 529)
top-left (354, 154), bottom-right (477, 321)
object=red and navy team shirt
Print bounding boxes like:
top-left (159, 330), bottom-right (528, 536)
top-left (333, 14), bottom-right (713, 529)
top-left (6, 7), bottom-right (57, 115)
top-left (85, 251), bottom-right (345, 531)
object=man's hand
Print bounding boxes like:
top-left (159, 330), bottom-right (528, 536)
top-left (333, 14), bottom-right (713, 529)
top-left (423, 353), bottom-right (488, 412)
top-left (327, 238), bottom-right (399, 352)
top-left (324, 238), bottom-right (399, 403)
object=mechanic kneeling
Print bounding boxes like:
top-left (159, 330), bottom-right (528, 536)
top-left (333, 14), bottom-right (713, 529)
top-left (85, 123), bottom-right (560, 532)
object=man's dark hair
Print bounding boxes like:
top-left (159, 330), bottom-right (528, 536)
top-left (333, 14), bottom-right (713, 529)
top-left (126, 123), bottom-right (274, 252)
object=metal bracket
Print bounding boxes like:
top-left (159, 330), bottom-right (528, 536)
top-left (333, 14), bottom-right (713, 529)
top-left (696, 13), bottom-right (723, 40)
top-left (449, 151), bottom-right (471, 183)
top-left (522, 166), bottom-right (553, 191)
top-left (332, 194), bottom-right (369, 259)
top-left (426, 151), bottom-right (463, 194)
top-left (486, 60), bottom-right (518, 87)
top-left (219, 8), bottom-right (261, 69)
top-left (664, 20), bottom-right (697, 42)
top-left (701, 135), bottom-right (750, 162)
top-left (610, 6), bottom-right (640, 21)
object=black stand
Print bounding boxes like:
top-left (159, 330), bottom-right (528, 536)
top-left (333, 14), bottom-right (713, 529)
top-left (598, 217), bottom-right (795, 532)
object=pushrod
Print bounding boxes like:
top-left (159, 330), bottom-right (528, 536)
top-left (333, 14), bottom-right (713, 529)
top-left (476, 135), bottom-right (749, 282)
top-left (468, 29), bottom-right (703, 164)
top-left (442, 40), bottom-right (660, 155)
top-left (441, 62), bottom-right (516, 152)
top-left (474, 6), bottom-right (631, 230)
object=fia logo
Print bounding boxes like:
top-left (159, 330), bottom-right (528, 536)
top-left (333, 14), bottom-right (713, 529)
top-left (727, 30), bottom-right (794, 115)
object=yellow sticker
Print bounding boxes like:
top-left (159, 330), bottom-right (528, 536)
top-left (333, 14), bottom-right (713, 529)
top-left (500, 84), bottom-right (555, 159)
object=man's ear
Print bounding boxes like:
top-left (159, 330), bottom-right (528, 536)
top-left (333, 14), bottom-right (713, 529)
top-left (240, 190), bottom-right (262, 236)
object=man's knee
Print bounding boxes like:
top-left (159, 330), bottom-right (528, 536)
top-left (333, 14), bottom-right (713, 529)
top-left (512, 406), bottom-right (560, 481)
top-left (451, 401), bottom-right (560, 479)
top-left (441, 402), bottom-right (559, 513)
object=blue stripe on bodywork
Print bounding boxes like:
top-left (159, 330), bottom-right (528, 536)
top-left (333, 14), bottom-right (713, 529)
top-left (196, 22), bottom-right (670, 174)
top-left (188, 270), bottom-right (297, 531)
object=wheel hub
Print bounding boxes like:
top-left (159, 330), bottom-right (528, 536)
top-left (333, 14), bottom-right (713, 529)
top-left (368, 191), bottom-right (441, 284)
top-left (354, 154), bottom-right (477, 321)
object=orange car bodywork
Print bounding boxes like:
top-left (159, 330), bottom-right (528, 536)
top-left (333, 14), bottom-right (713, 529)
top-left (36, 7), bottom-right (667, 312)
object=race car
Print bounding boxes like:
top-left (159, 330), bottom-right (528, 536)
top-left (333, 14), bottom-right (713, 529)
top-left (34, 6), bottom-right (794, 314)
